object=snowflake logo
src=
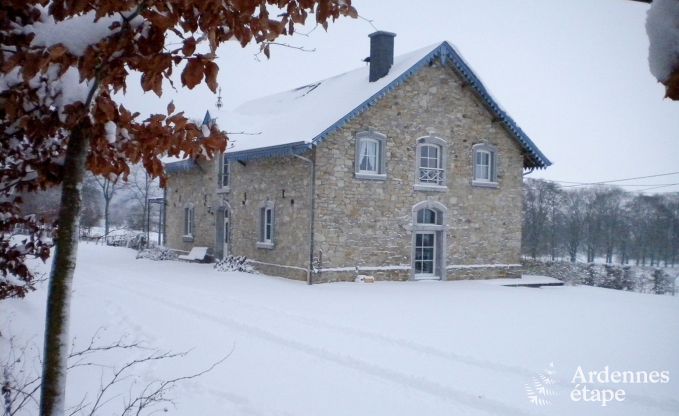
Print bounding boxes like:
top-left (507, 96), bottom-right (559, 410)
top-left (525, 362), bottom-right (559, 406)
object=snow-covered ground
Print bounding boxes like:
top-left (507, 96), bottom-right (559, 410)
top-left (2, 244), bottom-right (678, 416)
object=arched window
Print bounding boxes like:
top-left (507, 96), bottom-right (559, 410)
top-left (411, 201), bottom-right (447, 279)
top-left (412, 201), bottom-right (446, 226)
top-left (354, 131), bottom-right (387, 179)
top-left (358, 137), bottom-right (379, 173)
top-left (415, 136), bottom-right (447, 190)
top-left (416, 207), bottom-right (438, 225)
top-left (472, 143), bottom-right (498, 186)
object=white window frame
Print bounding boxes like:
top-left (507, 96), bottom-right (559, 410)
top-left (256, 200), bottom-right (275, 249)
top-left (414, 136), bottom-right (448, 192)
top-left (411, 201), bottom-right (447, 280)
top-left (414, 231), bottom-right (437, 278)
top-left (217, 153), bottom-right (230, 192)
top-left (183, 203), bottom-right (195, 242)
top-left (358, 138), bottom-right (379, 174)
top-left (263, 207), bottom-right (273, 243)
top-left (472, 143), bottom-right (499, 188)
top-left (354, 131), bottom-right (387, 180)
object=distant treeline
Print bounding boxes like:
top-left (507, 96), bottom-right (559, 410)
top-left (522, 179), bottom-right (679, 266)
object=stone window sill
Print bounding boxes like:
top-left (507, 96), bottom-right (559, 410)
top-left (355, 172), bottom-right (387, 181)
top-left (256, 241), bottom-right (274, 250)
top-left (471, 180), bottom-right (499, 189)
top-left (414, 184), bottom-right (448, 192)
top-left (182, 235), bottom-right (194, 242)
top-left (216, 187), bottom-right (230, 194)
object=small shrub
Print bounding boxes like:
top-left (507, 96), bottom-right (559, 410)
top-left (214, 256), bottom-right (254, 273)
top-left (136, 246), bottom-right (178, 261)
top-left (653, 269), bottom-right (674, 295)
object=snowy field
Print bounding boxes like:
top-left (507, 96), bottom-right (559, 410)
top-left (2, 243), bottom-right (678, 416)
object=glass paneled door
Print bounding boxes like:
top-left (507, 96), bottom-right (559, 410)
top-left (216, 207), bottom-right (230, 259)
top-left (414, 232), bottom-right (436, 279)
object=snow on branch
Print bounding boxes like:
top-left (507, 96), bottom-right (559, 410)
top-left (646, 0), bottom-right (679, 99)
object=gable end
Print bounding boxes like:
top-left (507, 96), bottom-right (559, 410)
top-left (310, 42), bottom-right (551, 170)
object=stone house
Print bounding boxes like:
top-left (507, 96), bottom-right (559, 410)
top-left (164, 32), bottom-right (551, 283)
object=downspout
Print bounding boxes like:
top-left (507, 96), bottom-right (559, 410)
top-left (294, 146), bottom-right (316, 285)
top-left (162, 187), bottom-right (167, 246)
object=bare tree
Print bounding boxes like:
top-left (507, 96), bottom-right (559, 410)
top-left (80, 177), bottom-right (103, 234)
top-left (523, 179), bottom-right (561, 260)
top-left (92, 175), bottom-right (121, 244)
top-left (522, 179), bottom-right (679, 266)
top-left (563, 190), bottom-right (586, 262)
top-left (124, 165), bottom-right (162, 236)
top-left (0, 3), bottom-right (356, 413)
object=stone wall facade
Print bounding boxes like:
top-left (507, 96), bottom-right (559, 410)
top-left (226, 155), bottom-right (312, 281)
top-left (165, 155), bottom-right (312, 280)
top-left (165, 159), bottom-right (219, 254)
top-left (311, 62), bottom-right (524, 282)
top-left (166, 59), bottom-right (526, 282)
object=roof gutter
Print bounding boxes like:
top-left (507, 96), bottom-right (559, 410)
top-left (226, 141), bottom-right (310, 162)
top-left (164, 159), bottom-right (199, 174)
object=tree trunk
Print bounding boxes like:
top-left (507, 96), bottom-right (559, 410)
top-left (144, 173), bottom-right (149, 246)
top-left (39, 124), bottom-right (90, 416)
top-left (104, 195), bottom-right (110, 245)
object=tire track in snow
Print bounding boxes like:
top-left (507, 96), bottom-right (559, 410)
top-left (93, 276), bottom-right (535, 416)
top-left (107, 270), bottom-right (538, 380)
top-left (203, 291), bottom-right (538, 378)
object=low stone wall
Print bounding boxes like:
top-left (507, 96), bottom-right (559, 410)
top-left (446, 265), bottom-right (521, 280)
top-left (249, 260), bottom-right (309, 282)
top-left (312, 269), bottom-right (411, 283)
top-left (309, 265), bottom-right (521, 283)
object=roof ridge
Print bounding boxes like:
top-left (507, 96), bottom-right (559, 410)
top-left (224, 40), bottom-right (551, 169)
top-left (234, 43), bottom-right (441, 114)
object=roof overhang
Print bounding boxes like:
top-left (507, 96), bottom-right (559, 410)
top-left (165, 159), bottom-right (199, 174)
top-left (308, 42), bottom-right (551, 169)
top-left (225, 141), bottom-right (311, 162)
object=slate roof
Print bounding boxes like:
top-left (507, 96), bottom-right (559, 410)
top-left (167, 41), bottom-right (551, 171)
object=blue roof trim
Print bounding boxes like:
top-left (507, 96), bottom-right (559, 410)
top-left (437, 42), bottom-right (551, 168)
top-left (202, 110), bottom-right (213, 126)
top-left (225, 141), bottom-right (311, 162)
top-left (165, 159), bottom-right (199, 174)
top-left (310, 42), bottom-right (551, 169)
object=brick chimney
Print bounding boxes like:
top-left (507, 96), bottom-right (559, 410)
top-left (368, 31), bottom-right (396, 82)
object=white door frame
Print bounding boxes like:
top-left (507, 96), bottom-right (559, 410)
top-left (414, 231), bottom-right (437, 280)
top-left (411, 201), bottom-right (447, 281)
top-left (215, 204), bottom-right (231, 259)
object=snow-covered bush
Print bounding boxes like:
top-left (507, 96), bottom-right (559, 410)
top-left (136, 247), bottom-right (178, 261)
top-left (653, 269), bottom-right (675, 294)
top-left (523, 259), bottom-right (677, 295)
top-left (214, 256), bottom-right (254, 273)
top-left (647, 0), bottom-right (679, 99)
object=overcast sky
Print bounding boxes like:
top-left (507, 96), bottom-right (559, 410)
top-left (121, 0), bottom-right (678, 194)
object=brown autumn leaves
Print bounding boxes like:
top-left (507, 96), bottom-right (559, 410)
top-left (0, 0), bottom-right (357, 297)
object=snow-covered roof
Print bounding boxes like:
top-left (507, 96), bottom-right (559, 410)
top-left (222, 41), bottom-right (551, 169)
